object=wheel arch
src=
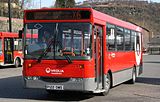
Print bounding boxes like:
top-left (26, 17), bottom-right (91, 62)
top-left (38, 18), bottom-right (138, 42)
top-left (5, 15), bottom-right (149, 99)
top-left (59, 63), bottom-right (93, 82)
top-left (14, 56), bottom-right (23, 66)
top-left (107, 69), bottom-right (113, 87)
top-left (133, 64), bottom-right (138, 77)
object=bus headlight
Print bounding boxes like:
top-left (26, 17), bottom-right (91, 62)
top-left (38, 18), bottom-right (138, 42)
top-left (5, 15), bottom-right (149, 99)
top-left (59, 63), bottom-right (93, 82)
top-left (70, 78), bottom-right (83, 82)
top-left (25, 76), bottom-right (40, 80)
top-left (33, 77), bottom-right (40, 80)
top-left (25, 76), bottom-right (32, 80)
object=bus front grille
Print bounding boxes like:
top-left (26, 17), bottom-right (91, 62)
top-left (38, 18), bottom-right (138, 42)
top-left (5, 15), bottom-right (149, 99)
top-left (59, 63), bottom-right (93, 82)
top-left (40, 77), bottom-right (70, 83)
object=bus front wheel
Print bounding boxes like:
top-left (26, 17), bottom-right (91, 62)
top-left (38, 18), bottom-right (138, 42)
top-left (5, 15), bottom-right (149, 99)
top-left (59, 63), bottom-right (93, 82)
top-left (101, 73), bottom-right (111, 96)
top-left (14, 58), bottom-right (20, 68)
top-left (127, 68), bottom-right (136, 84)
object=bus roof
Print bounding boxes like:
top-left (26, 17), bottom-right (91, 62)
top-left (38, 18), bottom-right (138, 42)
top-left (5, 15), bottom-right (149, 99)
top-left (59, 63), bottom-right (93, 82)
top-left (92, 9), bottom-right (142, 32)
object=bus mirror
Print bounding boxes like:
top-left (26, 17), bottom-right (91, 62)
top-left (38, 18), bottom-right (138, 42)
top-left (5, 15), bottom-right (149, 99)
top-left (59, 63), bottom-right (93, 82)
top-left (18, 30), bottom-right (23, 38)
top-left (93, 25), bottom-right (95, 29)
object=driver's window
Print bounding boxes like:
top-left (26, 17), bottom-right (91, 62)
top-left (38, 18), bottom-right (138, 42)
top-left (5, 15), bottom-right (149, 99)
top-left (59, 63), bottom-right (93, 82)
top-left (62, 29), bottom-right (82, 56)
top-left (62, 29), bottom-right (72, 51)
top-left (61, 24), bottom-right (91, 56)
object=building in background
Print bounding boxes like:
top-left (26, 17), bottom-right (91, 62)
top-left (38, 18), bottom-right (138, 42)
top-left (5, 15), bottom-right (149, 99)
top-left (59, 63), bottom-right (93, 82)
top-left (0, 0), bottom-right (22, 32)
top-left (0, 0), bottom-right (21, 18)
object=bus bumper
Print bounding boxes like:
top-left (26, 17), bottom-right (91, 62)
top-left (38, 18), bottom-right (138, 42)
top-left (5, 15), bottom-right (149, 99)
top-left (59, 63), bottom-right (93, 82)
top-left (136, 64), bottom-right (143, 77)
top-left (24, 77), bottom-right (97, 92)
top-left (0, 62), bottom-right (4, 66)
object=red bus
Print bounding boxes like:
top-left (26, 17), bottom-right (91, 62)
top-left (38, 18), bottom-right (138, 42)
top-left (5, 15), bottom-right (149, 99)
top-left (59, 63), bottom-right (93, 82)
top-left (0, 32), bottom-right (23, 67)
top-left (20, 8), bottom-right (143, 95)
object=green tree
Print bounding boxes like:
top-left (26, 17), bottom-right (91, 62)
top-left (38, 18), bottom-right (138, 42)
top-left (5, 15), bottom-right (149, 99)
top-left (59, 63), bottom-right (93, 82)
top-left (55, 0), bottom-right (75, 8)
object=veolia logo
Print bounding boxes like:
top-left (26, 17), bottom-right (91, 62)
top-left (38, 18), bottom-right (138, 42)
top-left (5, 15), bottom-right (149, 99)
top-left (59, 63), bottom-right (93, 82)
top-left (45, 67), bottom-right (64, 74)
top-left (45, 67), bottom-right (51, 73)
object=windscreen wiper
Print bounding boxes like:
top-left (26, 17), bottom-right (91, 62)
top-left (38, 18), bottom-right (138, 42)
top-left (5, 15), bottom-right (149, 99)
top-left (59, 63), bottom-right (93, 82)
top-left (56, 41), bottom-right (72, 64)
top-left (54, 23), bottom-right (72, 64)
top-left (37, 38), bottom-right (54, 63)
top-left (37, 39), bottom-right (72, 64)
top-left (64, 54), bottom-right (72, 63)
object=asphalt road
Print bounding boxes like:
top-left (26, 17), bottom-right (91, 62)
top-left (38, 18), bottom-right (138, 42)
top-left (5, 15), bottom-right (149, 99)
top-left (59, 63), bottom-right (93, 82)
top-left (0, 55), bottom-right (160, 102)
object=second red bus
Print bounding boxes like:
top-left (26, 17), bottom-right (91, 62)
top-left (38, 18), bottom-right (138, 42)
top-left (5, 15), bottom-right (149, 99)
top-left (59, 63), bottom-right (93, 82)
top-left (0, 32), bottom-right (23, 67)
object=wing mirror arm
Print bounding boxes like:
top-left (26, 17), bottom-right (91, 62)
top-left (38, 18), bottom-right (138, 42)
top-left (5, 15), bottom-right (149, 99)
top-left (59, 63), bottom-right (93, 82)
top-left (18, 28), bottom-right (24, 38)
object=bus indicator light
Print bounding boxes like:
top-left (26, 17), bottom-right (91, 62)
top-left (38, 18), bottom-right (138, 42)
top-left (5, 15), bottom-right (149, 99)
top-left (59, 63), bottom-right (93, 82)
top-left (28, 64), bottom-right (32, 68)
top-left (79, 64), bottom-right (84, 69)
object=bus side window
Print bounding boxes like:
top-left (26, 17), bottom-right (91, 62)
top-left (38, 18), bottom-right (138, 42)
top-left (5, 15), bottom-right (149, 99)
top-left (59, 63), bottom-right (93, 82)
top-left (131, 31), bottom-right (136, 50)
top-left (136, 32), bottom-right (141, 52)
top-left (14, 39), bottom-right (22, 51)
top-left (124, 29), bottom-right (131, 51)
top-left (116, 26), bottom-right (124, 51)
top-left (106, 23), bottom-right (116, 51)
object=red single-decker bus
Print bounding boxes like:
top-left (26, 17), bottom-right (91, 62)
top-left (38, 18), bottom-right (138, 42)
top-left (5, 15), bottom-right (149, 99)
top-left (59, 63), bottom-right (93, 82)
top-left (21, 8), bottom-right (143, 95)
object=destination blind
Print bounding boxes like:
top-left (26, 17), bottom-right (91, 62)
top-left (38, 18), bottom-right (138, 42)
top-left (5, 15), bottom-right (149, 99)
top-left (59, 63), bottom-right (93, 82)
top-left (26, 10), bottom-right (91, 20)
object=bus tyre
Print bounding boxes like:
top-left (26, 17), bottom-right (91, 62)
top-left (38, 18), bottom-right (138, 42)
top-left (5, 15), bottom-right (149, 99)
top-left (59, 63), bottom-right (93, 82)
top-left (14, 58), bottom-right (20, 68)
top-left (128, 68), bottom-right (136, 84)
top-left (101, 73), bottom-right (111, 96)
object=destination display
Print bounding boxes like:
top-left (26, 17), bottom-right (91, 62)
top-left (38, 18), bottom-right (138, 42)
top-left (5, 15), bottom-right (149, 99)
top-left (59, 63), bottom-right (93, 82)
top-left (26, 10), bottom-right (91, 20)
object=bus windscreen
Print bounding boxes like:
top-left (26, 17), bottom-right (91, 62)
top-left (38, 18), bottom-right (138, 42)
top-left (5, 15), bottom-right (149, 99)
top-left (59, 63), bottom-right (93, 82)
top-left (26, 10), bottom-right (91, 20)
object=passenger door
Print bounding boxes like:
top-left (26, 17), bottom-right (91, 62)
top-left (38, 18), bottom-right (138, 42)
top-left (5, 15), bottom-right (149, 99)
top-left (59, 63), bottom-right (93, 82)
top-left (4, 38), bottom-right (14, 64)
top-left (94, 25), bottom-right (103, 90)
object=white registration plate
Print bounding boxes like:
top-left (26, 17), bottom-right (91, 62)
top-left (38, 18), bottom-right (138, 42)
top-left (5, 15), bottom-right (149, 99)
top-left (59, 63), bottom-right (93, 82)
top-left (46, 85), bottom-right (64, 90)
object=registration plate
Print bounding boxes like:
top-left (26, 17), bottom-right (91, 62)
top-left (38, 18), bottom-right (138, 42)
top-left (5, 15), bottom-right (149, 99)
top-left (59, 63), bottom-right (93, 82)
top-left (46, 85), bottom-right (64, 90)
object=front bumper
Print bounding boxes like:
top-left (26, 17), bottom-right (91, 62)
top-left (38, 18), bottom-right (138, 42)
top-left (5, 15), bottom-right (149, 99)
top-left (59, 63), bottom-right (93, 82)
top-left (24, 77), bottom-right (97, 92)
top-left (0, 62), bottom-right (4, 66)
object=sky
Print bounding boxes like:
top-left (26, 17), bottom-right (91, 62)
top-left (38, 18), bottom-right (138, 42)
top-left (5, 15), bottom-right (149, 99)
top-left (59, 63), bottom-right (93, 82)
top-left (30, 0), bottom-right (160, 9)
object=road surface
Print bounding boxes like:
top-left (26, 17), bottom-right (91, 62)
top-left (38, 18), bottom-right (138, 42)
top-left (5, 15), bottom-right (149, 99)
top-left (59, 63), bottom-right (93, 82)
top-left (0, 55), bottom-right (159, 102)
